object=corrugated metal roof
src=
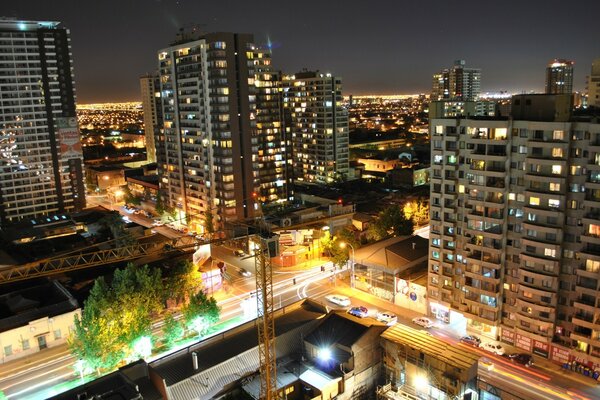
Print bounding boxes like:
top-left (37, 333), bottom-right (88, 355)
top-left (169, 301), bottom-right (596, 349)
top-left (381, 324), bottom-right (480, 370)
top-left (150, 300), bottom-right (326, 399)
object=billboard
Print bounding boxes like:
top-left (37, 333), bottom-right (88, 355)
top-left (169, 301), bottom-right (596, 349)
top-left (56, 117), bottom-right (83, 159)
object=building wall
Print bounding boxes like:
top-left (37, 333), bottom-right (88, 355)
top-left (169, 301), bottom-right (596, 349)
top-left (0, 310), bottom-right (80, 364)
top-left (428, 113), bottom-right (600, 368)
top-left (588, 58), bottom-right (600, 108)
top-left (283, 72), bottom-right (350, 184)
top-left (0, 19), bottom-right (85, 225)
top-left (140, 74), bottom-right (160, 163)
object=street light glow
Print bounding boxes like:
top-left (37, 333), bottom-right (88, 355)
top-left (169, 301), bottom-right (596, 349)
top-left (317, 347), bottom-right (332, 362)
top-left (414, 374), bottom-right (429, 390)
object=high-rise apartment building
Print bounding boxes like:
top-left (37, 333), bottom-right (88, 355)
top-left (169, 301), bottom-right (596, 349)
top-left (545, 59), bottom-right (574, 94)
top-left (157, 32), bottom-right (287, 232)
top-left (282, 71), bottom-right (349, 183)
top-left (588, 58), bottom-right (600, 108)
top-left (431, 60), bottom-right (481, 102)
top-left (139, 73), bottom-right (162, 163)
top-left (428, 93), bottom-right (600, 366)
top-left (0, 19), bottom-right (85, 225)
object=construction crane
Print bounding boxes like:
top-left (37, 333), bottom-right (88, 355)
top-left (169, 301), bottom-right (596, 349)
top-left (254, 228), bottom-right (277, 400)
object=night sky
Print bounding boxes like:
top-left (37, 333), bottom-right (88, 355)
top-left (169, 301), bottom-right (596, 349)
top-left (3, 0), bottom-right (600, 103)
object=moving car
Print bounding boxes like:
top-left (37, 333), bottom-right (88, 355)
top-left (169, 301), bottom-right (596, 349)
top-left (411, 317), bottom-right (434, 328)
top-left (234, 249), bottom-right (246, 257)
top-left (376, 311), bottom-right (398, 326)
top-left (480, 342), bottom-right (505, 356)
top-left (238, 268), bottom-right (252, 277)
top-left (508, 353), bottom-right (533, 367)
top-left (325, 294), bottom-right (351, 307)
top-left (348, 306), bottom-right (369, 318)
top-left (460, 335), bottom-right (481, 347)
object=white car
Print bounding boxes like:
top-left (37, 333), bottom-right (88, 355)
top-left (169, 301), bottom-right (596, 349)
top-left (412, 317), bottom-right (434, 329)
top-left (325, 294), bottom-right (351, 307)
top-left (376, 311), bottom-right (398, 326)
top-left (480, 342), bottom-right (505, 356)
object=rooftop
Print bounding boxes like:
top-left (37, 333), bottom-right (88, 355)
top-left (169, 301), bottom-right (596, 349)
top-left (305, 312), bottom-right (371, 348)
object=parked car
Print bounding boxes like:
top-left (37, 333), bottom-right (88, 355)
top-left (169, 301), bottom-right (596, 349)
top-left (348, 306), bottom-right (369, 318)
top-left (480, 342), bottom-right (505, 356)
top-left (460, 335), bottom-right (482, 347)
top-left (234, 249), bottom-right (245, 257)
top-left (376, 311), bottom-right (398, 326)
top-left (508, 353), bottom-right (533, 367)
top-left (325, 294), bottom-right (351, 307)
top-left (411, 317), bottom-right (434, 328)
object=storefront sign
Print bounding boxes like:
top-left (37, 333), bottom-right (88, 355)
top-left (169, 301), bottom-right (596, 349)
top-left (533, 340), bottom-right (549, 358)
top-left (550, 346), bottom-right (570, 364)
top-left (500, 328), bottom-right (515, 345)
top-left (515, 334), bottom-right (532, 352)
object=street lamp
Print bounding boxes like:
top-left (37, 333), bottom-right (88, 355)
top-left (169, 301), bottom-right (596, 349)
top-left (339, 242), bottom-right (355, 289)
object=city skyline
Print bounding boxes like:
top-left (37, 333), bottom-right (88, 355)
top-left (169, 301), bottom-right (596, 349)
top-left (2, 0), bottom-right (599, 102)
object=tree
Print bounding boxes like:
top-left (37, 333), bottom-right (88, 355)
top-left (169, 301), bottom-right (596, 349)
top-left (165, 260), bottom-right (202, 305)
top-left (155, 190), bottom-right (166, 215)
top-left (68, 264), bottom-right (163, 374)
top-left (182, 290), bottom-right (220, 336)
top-left (403, 198), bottom-right (429, 226)
top-left (204, 209), bottom-right (214, 236)
top-left (99, 212), bottom-right (136, 247)
top-left (68, 277), bottom-right (125, 375)
top-left (369, 204), bottom-right (414, 241)
top-left (162, 313), bottom-right (184, 349)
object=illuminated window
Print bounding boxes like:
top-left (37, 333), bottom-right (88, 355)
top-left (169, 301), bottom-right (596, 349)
top-left (552, 148), bottom-right (563, 158)
top-left (549, 199), bottom-right (560, 208)
top-left (529, 197), bottom-right (540, 206)
top-left (589, 224), bottom-right (600, 237)
top-left (544, 248), bottom-right (556, 258)
top-left (553, 130), bottom-right (564, 140)
top-left (523, 291), bottom-right (533, 299)
top-left (552, 165), bottom-right (562, 174)
top-left (586, 259), bottom-right (600, 272)
top-left (549, 183), bottom-right (560, 192)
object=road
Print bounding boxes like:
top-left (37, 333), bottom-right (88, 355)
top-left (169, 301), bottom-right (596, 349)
top-left (2, 233), bottom-right (599, 399)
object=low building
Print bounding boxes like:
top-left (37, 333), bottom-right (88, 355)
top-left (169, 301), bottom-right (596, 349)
top-left (379, 324), bottom-right (479, 400)
top-left (353, 235), bottom-right (429, 309)
top-left (304, 312), bottom-right (388, 399)
top-left (86, 165), bottom-right (126, 191)
top-left (0, 281), bottom-right (80, 363)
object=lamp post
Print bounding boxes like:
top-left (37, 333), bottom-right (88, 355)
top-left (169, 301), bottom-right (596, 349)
top-left (339, 242), bottom-right (355, 289)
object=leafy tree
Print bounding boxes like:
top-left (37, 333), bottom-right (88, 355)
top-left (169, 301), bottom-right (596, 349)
top-left (182, 290), bottom-right (220, 336)
top-left (99, 212), bottom-right (136, 247)
top-left (336, 227), bottom-right (359, 249)
top-left (204, 209), bottom-right (214, 236)
top-left (69, 277), bottom-right (125, 375)
top-left (162, 313), bottom-right (184, 349)
top-left (68, 264), bottom-right (163, 374)
top-left (165, 260), bottom-right (202, 305)
top-left (155, 190), bottom-right (166, 215)
top-left (369, 204), bottom-right (414, 240)
top-left (403, 198), bottom-right (429, 226)
top-left (319, 231), bottom-right (349, 268)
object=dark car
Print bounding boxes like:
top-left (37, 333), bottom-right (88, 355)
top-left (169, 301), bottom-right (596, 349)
top-left (508, 353), bottom-right (533, 367)
top-left (348, 306), bottom-right (369, 318)
top-left (459, 335), bottom-right (481, 347)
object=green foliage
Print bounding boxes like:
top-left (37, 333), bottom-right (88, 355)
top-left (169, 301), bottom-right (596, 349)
top-left (99, 212), bottom-right (136, 247)
top-left (369, 204), bottom-right (414, 240)
top-left (204, 209), bottom-right (214, 234)
top-left (182, 290), bottom-right (220, 336)
top-left (320, 231), bottom-right (349, 268)
top-left (68, 264), bottom-right (163, 375)
top-left (165, 260), bottom-right (201, 305)
top-left (155, 190), bottom-right (166, 215)
top-left (403, 198), bottom-right (429, 226)
top-left (162, 313), bottom-right (184, 349)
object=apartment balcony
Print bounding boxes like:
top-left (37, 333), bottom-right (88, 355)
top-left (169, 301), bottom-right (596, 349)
top-left (581, 233), bottom-right (600, 246)
top-left (572, 315), bottom-right (596, 331)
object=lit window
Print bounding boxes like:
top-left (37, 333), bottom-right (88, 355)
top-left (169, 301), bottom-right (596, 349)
top-left (544, 248), bottom-right (556, 257)
top-left (549, 183), bottom-right (560, 192)
top-left (552, 148), bottom-right (563, 158)
top-left (552, 165), bottom-right (562, 174)
top-left (529, 197), bottom-right (540, 206)
top-left (549, 199), bottom-right (560, 208)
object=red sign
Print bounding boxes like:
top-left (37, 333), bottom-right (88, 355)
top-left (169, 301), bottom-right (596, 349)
top-left (550, 346), bottom-right (570, 364)
top-left (533, 340), bottom-right (549, 358)
top-left (515, 334), bottom-right (532, 352)
top-left (501, 328), bottom-right (515, 345)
